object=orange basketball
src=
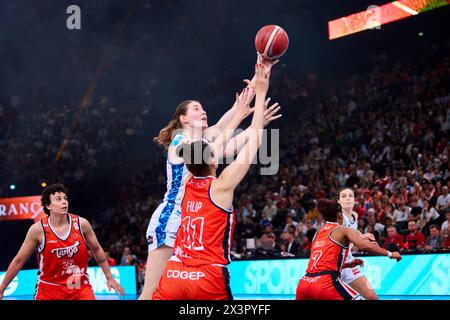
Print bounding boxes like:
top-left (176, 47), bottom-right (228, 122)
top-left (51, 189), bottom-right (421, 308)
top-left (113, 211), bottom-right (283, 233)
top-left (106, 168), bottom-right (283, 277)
top-left (255, 25), bottom-right (289, 60)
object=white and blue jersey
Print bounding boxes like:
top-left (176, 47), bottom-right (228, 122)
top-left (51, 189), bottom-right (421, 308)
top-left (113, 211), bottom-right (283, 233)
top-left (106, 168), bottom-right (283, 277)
top-left (343, 212), bottom-right (358, 258)
top-left (343, 212), bottom-right (358, 231)
top-left (341, 211), bottom-right (364, 284)
top-left (146, 133), bottom-right (190, 250)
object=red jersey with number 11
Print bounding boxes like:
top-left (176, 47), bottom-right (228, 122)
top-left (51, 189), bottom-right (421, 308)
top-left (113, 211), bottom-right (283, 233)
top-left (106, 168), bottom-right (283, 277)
top-left (174, 176), bottom-right (234, 267)
top-left (306, 222), bottom-right (350, 274)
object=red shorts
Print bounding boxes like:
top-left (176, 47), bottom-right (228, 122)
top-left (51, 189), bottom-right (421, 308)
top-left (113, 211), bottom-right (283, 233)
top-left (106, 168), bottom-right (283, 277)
top-left (153, 260), bottom-right (233, 300)
top-left (34, 281), bottom-right (95, 300)
top-left (296, 271), bottom-right (361, 300)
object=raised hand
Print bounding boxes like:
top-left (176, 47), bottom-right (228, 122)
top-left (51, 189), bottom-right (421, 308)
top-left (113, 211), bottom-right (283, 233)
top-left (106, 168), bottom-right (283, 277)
top-left (263, 98), bottom-right (282, 127)
top-left (234, 87), bottom-right (254, 119)
top-left (258, 52), bottom-right (279, 74)
top-left (245, 62), bottom-right (270, 95)
top-left (243, 52), bottom-right (279, 90)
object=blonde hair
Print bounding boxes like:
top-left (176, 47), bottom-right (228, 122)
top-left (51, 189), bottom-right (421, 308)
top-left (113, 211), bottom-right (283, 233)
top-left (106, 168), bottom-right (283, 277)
top-left (153, 100), bottom-right (195, 150)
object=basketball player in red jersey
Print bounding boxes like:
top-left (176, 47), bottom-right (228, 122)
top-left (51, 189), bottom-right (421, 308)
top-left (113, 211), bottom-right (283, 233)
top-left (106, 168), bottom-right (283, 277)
top-left (296, 199), bottom-right (402, 300)
top-left (0, 184), bottom-right (124, 300)
top-left (152, 61), bottom-right (271, 300)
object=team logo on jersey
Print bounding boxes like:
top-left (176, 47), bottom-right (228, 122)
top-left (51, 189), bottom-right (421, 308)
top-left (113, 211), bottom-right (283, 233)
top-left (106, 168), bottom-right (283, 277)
top-left (168, 233), bottom-right (177, 240)
top-left (146, 235), bottom-right (154, 245)
top-left (51, 241), bottom-right (80, 259)
top-left (73, 222), bottom-right (79, 231)
top-left (302, 275), bottom-right (321, 283)
top-left (188, 179), bottom-right (209, 188)
top-left (352, 268), bottom-right (361, 275)
top-left (313, 240), bottom-right (325, 248)
top-left (174, 246), bottom-right (191, 259)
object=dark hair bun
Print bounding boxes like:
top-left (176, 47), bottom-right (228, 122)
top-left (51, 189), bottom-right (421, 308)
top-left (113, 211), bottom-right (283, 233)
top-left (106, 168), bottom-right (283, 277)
top-left (317, 199), bottom-right (339, 222)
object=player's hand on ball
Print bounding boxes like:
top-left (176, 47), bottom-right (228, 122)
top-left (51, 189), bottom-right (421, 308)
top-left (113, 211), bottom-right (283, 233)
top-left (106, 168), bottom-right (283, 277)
top-left (107, 277), bottom-right (125, 296)
top-left (391, 252), bottom-right (402, 262)
top-left (258, 52), bottom-right (279, 73)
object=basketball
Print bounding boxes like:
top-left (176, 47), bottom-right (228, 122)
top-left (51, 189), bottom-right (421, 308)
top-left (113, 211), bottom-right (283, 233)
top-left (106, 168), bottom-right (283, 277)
top-left (255, 25), bottom-right (289, 60)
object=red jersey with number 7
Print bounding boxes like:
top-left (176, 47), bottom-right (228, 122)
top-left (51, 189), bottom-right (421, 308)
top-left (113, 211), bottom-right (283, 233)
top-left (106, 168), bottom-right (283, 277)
top-left (306, 222), bottom-right (350, 274)
top-left (174, 176), bottom-right (234, 267)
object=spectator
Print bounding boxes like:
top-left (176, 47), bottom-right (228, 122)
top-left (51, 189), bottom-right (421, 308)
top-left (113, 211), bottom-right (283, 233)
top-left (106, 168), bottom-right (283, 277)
top-left (364, 209), bottom-right (385, 238)
top-left (305, 219), bottom-right (317, 243)
top-left (285, 231), bottom-right (301, 257)
top-left (105, 251), bottom-right (117, 266)
top-left (283, 214), bottom-right (298, 232)
top-left (444, 224), bottom-right (450, 248)
top-left (259, 225), bottom-right (276, 251)
top-left (299, 234), bottom-right (311, 254)
top-left (436, 186), bottom-right (450, 215)
top-left (357, 218), bottom-right (366, 234)
top-left (306, 201), bottom-right (319, 221)
top-left (424, 225), bottom-right (445, 252)
top-left (295, 222), bottom-right (307, 237)
top-left (276, 231), bottom-right (299, 257)
top-left (259, 212), bottom-right (272, 230)
top-left (417, 200), bottom-right (440, 235)
top-left (242, 203), bottom-right (257, 219)
top-left (403, 221), bottom-right (425, 251)
top-left (441, 212), bottom-right (450, 233)
top-left (382, 226), bottom-right (404, 251)
top-left (393, 201), bottom-right (411, 231)
top-left (241, 216), bottom-right (257, 239)
top-left (120, 246), bottom-right (138, 266)
top-left (262, 199), bottom-right (278, 221)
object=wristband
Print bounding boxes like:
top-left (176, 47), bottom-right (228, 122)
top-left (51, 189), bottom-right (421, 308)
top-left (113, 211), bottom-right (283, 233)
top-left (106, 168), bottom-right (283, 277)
top-left (387, 251), bottom-right (393, 258)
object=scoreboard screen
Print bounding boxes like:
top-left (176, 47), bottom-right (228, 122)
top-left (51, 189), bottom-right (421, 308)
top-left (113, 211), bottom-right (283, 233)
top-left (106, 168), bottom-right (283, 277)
top-left (328, 0), bottom-right (450, 40)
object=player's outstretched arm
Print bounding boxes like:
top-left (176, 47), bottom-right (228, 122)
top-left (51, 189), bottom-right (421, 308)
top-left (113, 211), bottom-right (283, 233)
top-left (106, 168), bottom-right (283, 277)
top-left (204, 53), bottom-right (278, 142)
top-left (344, 227), bottom-right (402, 261)
top-left (0, 223), bottom-right (41, 299)
top-left (215, 62), bottom-right (270, 193)
top-left (80, 218), bottom-right (125, 296)
top-left (223, 97), bottom-right (281, 157)
top-left (211, 87), bottom-right (254, 159)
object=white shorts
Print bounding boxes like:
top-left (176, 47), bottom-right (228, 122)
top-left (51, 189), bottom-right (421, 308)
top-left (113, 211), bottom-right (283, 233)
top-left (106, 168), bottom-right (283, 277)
top-left (146, 201), bottom-right (181, 251)
top-left (341, 255), bottom-right (364, 284)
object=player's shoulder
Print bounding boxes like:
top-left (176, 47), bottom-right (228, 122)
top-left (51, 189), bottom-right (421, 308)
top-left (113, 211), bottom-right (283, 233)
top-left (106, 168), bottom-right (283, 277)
top-left (337, 224), bottom-right (353, 234)
top-left (77, 216), bottom-right (90, 228)
top-left (169, 132), bottom-right (186, 147)
top-left (30, 221), bottom-right (43, 231)
top-left (352, 211), bottom-right (359, 220)
top-left (29, 221), bottom-right (44, 239)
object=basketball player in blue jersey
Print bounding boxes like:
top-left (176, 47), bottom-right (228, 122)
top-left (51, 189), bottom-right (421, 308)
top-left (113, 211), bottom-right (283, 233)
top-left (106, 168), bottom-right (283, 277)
top-left (337, 187), bottom-right (379, 300)
top-left (139, 54), bottom-right (281, 300)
